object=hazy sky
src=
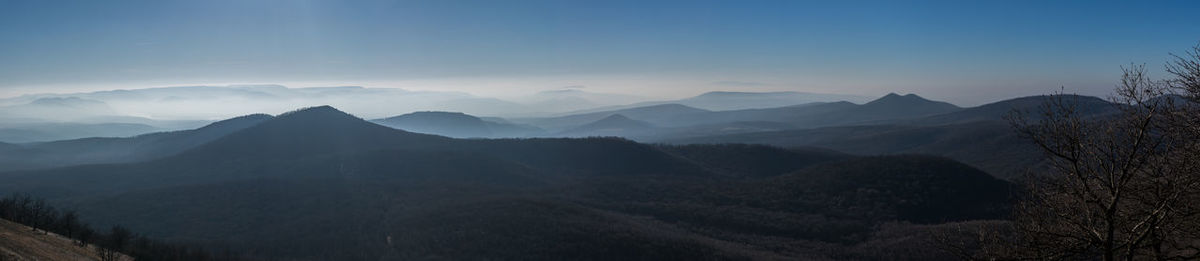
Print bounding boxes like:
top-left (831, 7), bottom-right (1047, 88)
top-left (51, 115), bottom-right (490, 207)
top-left (2, 0), bottom-right (1199, 105)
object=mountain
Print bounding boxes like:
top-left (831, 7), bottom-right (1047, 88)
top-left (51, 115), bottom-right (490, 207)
top-left (0, 114), bottom-right (272, 171)
top-left (0, 105), bottom-right (1018, 260)
top-left (522, 93), bottom-right (962, 134)
top-left (0, 85), bottom-right (548, 120)
top-left (513, 89), bottom-right (651, 113)
top-left (573, 91), bottom-right (872, 112)
top-left (0, 123), bottom-right (163, 143)
top-left (558, 114), bottom-right (655, 137)
top-left (0, 97), bottom-right (119, 121)
top-left (373, 111), bottom-right (494, 138)
top-left (481, 119), bottom-right (547, 137)
top-left (845, 93), bottom-right (962, 122)
top-left (664, 121), bottom-right (1039, 179)
top-left (704, 101), bottom-right (859, 126)
top-left (173, 106), bottom-right (452, 160)
top-left (372, 111), bottom-right (545, 138)
top-left (0, 106), bottom-right (709, 197)
top-left (673, 91), bottom-right (872, 110)
top-left (0, 95), bottom-right (223, 143)
top-left (660, 94), bottom-right (1128, 180)
top-left (630, 121), bottom-right (799, 141)
top-left (0, 97), bottom-right (175, 142)
top-left (513, 104), bottom-right (711, 131)
top-left (914, 94), bottom-right (1117, 125)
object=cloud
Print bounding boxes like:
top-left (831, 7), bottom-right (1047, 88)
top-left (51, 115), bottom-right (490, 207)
top-left (562, 85), bottom-right (586, 89)
top-left (711, 81), bottom-right (771, 87)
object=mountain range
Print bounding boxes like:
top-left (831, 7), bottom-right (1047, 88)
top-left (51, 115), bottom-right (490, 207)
top-left (0, 89), bottom-right (1145, 259)
top-left (362, 93), bottom-right (1123, 180)
top-left (664, 94), bottom-right (1124, 179)
top-left (371, 111), bottom-right (544, 138)
top-left (0, 105), bottom-right (1015, 260)
top-left (0, 86), bottom-right (876, 143)
top-left (1, 85), bottom-right (870, 121)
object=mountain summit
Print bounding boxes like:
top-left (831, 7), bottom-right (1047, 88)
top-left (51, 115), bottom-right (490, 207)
top-left (866, 93), bottom-right (953, 107)
top-left (373, 111), bottom-right (493, 138)
top-left (856, 93), bottom-right (962, 118)
top-left (177, 106), bottom-right (449, 159)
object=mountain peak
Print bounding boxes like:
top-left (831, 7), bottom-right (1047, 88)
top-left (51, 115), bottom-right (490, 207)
top-left (178, 105), bottom-right (446, 159)
top-left (277, 105), bottom-right (352, 118)
top-left (601, 114), bottom-right (634, 121)
top-left (373, 111), bottom-right (493, 138)
top-left (852, 93), bottom-right (962, 119)
top-left (266, 105), bottom-right (376, 130)
top-left (868, 93), bottom-right (937, 105)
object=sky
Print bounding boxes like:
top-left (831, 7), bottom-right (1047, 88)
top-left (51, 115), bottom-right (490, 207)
top-left (1, 0), bottom-right (1199, 105)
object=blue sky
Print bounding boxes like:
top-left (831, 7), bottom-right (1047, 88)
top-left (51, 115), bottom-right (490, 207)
top-left (1, 0), bottom-right (1198, 104)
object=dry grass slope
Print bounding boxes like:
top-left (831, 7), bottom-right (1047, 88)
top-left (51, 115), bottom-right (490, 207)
top-left (0, 219), bottom-right (127, 261)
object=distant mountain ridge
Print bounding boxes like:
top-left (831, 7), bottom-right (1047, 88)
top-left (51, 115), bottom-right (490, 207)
top-left (373, 111), bottom-right (494, 138)
top-left (913, 94), bottom-right (1117, 125)
top-left (372, 111), bottom-right (545, 138)
top-left (512, 93), bottom-right (963, 139)
top-left (566, 90), bottom-right (871, 113)
top-left (836, 93), bottom-right (962, 123)
top-left (513, 104), bottom-right (711, 131)
top-left (0, 114), bottom-right (272, 171)
top-left (663, 94), bottom-right (1124, 179)
top-left (673, 91), bottom-right (873, 110)
top-left (559, 114), bottom-right (655, 137)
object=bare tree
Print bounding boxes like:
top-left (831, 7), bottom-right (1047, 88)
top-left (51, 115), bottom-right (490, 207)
top-left (27, 198), bottom-right (48, 233)
top-left (998, 44), bottom-right (1200, 260)
top-left (56, 210), bottom-right (81, 239)
top-left (97, 245), bottom-right (121, 261)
